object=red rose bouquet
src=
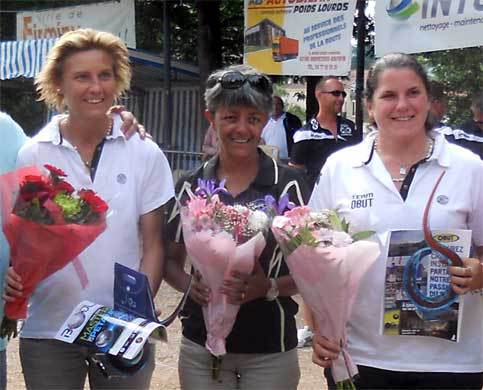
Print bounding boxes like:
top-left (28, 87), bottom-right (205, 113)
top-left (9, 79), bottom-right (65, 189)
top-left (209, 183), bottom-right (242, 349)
top-left (0, 164), bottom-right (108, 339)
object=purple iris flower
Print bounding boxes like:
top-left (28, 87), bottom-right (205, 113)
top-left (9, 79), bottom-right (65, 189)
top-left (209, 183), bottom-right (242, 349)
top-left (264, 193), bottom-right (295, 215)
top-left (195, 178), bottom-right (228, 198)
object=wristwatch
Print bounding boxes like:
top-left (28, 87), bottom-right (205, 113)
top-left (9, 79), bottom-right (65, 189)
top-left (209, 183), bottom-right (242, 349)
top-left (265, 278), bottom-right (279, 301)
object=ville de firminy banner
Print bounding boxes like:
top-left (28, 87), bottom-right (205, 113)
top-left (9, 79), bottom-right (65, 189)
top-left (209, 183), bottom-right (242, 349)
top-left (375, 0), bottom-right (483, 57)
top-left (16, 0), bottom-right (136, 48)
top-left (244, 0), bottom-right (357, 76)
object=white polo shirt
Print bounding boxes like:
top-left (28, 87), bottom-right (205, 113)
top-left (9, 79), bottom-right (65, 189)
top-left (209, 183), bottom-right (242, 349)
top-left (309, 130), bottom-right (483, 373)
top-left (261, 113), bottom-right (288, 159)
top-left (16, 115), bottom-right (174, 339)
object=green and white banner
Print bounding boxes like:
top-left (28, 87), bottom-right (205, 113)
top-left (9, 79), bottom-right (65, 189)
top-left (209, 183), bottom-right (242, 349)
top-left (375, 0), bottom-right (483, 56)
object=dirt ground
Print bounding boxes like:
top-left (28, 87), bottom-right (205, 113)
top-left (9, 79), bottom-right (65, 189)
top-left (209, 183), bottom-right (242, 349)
top-left (6, 284), bottom-right (327, 389)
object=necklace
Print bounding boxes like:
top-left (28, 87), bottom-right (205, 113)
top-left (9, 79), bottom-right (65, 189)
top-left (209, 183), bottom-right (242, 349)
top-left (374, 135), bottom-right (434, 183)
top-left (61, 117), bottom-right (113, 168)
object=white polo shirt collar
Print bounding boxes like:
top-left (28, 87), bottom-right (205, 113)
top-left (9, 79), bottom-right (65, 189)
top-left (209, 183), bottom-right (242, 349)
top-left (35, 114), bottom-right (126, 146)
top-left (352, 130), bottom-right (451, 169)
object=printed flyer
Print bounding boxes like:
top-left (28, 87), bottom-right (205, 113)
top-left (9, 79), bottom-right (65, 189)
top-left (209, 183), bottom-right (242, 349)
top-left (55, 301), bottom-right (166, 361)
top-left (382, 229), bottom-right (472, 342)
top-left (244, 0), bottom-right (356, 75)
top-left (54, 263), bottom-right (191, 373)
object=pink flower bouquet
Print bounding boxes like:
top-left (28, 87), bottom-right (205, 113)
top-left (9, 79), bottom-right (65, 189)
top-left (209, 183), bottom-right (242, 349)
top-left (272, 206), bottom-right (380, 389)
top-left (180, 179), bottom-right (268, 356)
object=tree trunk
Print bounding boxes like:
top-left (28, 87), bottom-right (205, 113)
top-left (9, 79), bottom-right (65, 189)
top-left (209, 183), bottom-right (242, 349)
top-left (355, 0), bottom-right (366, 134)
top-left (196, 0), bottom-right (222, 130)
top-left (305, 76), bottom-right (321, 121)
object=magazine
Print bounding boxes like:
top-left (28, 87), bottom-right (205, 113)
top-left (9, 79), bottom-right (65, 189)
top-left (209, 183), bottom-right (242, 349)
top-left (55, 263), bottom-right (191, 372)
top-left (55, 301), bottom-right (165, 360)
top-left (382, 229), bottom-right (472, 342)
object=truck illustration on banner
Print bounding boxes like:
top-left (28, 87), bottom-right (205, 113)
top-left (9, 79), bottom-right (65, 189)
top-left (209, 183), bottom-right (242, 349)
top-left (272, 36), bottom-right (299, 62)
top-left (244, 18), bottom-right (298, 62)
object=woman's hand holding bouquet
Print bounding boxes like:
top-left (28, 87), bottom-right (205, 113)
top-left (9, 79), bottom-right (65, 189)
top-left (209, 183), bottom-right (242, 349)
top-left (179, 179), bottom-right (269, 357)
top-left (0, 165), bottom-right (108, 339)
top-left (271, 206), bottom-right (380, 389)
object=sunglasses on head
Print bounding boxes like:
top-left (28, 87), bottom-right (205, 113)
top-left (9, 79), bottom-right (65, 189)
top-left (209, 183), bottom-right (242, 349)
top-left (320, 90), bottom-right (347, 98)
top-left (208, 71), bottom-right (271, 92)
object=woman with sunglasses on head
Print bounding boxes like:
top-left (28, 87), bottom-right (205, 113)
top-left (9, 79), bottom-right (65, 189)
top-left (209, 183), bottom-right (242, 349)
top-left (309, 53), bottom-right (483, 389)
top-left (164, 64), bottom-right (310, 390)
top-left (3, 29), bottom-right (174, 389)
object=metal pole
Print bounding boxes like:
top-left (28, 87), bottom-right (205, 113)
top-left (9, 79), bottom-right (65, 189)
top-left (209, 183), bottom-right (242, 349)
top-left (355, 0), bottom-right (366, 134)
top-left (163, 0), bottom-right (172, 147)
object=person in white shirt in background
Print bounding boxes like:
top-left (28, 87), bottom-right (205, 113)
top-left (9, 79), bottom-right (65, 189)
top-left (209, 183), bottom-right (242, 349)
top-left (261, 96), bottom-right (301, 163)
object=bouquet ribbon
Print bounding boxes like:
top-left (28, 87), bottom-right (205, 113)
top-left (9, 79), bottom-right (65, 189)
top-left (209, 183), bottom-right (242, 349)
top-left (403, 171), bottom-right (463, 317)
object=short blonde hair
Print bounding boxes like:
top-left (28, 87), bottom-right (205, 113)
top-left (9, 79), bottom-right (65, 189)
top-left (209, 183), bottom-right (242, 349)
top-left (35, 28), bottom-right (131, 111)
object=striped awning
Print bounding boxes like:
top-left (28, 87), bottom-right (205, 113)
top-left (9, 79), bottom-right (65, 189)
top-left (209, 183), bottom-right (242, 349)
top-left (0, 39), bottom-right (58, 80)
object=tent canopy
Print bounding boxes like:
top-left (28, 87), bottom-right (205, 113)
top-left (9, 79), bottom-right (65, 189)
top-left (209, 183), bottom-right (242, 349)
top-left (0, 39), bottom-right (199, 86)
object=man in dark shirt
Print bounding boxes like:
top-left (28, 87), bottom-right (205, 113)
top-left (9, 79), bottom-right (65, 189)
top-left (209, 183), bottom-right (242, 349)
top-left (457, 93), bottom-right (483, 159)
top-left (437, 91), bottom-right (483, 160)
top-left (289, 76), bottom-right (361, 189)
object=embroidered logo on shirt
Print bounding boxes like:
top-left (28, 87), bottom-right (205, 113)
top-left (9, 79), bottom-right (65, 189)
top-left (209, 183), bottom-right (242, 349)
top-left (436, 195), bottom-right (449, 205)
top-left (351, 192), bottom-right (374, 209)
top-left (117, 173), bottom-right (127, 184)
top-left (310, 118), bottom-right (319, 131)
top-left (340, 124), bottom-right (353, 136)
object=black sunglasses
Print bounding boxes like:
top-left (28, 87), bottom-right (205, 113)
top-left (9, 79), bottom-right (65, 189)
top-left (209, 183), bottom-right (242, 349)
top-left (320, 90), bottom-right (347, 98)
top-left (207, 71), bottom-right (271, 92)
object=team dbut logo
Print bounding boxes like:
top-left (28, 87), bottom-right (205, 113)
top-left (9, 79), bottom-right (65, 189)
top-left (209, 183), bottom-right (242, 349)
top-left (386, 0), bottom-right (420, 20)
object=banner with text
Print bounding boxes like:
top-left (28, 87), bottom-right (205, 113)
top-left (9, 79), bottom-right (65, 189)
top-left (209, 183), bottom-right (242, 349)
top-left (16, 0), bottom-right (136, 48)
top-left (244, 0), bottom-right (356, 75)
top-left (375, 0), bottom-right (483, 56)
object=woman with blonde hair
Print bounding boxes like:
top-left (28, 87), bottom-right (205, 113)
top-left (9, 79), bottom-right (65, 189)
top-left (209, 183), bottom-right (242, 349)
top-left (4, 28), bottom-right (174, 389)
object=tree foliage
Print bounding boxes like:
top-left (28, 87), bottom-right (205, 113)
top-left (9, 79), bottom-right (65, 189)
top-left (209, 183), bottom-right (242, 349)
top-left (418, 47), bottom-right (483, 126)
top-left (135, 0), bottom-right (242, 67)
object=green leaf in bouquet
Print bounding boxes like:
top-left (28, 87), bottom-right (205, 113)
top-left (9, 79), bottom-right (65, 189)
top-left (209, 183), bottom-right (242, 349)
top-left (328, 211), bottom-right (343, 231)
top-left (351, 230), bottom-right (376, 241)
top-left (296, 228), bottom-right (319, 247)
top-left (280, 226), bottom-right (321, 255)
top-left (340, 217), bottom-right (350, 233)
top-left (336, 379), bottom-right (356, 390)
top-left (54, 193), bottom-right (82, 219)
